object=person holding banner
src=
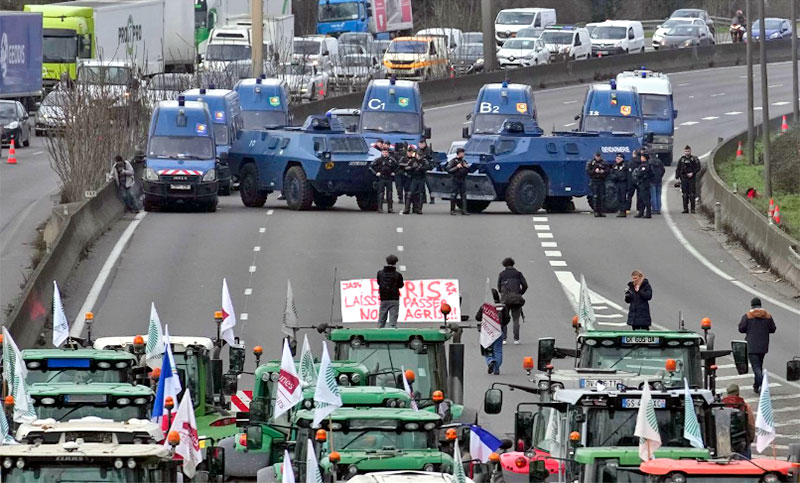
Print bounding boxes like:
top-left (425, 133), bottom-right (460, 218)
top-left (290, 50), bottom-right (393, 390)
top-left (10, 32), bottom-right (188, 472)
top-left (377, 254), bottom-right (405, 328)
top-left (497, 258), bottom-right (528, 344)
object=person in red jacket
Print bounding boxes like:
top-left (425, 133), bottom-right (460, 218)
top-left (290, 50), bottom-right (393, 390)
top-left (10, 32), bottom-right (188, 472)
top-left (722, 384), bottom-right (755, 458)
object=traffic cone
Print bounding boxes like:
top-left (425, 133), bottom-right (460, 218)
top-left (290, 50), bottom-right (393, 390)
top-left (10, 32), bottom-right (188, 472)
top-left (768, 198), bottom-right (775, 217)
top-left (773, 205), bottom-right (781, 224)
top-left (735, 140), bottom-right (744, 161)
top-left (5, 139), bottom-right (17, 164)
top-left (780, 115), bottom-right (789, 134)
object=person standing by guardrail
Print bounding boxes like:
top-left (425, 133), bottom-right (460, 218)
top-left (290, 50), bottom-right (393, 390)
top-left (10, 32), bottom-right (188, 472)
top-left (738, 297), bottom-right (776, 394)
top-left (675, 145), bottom-right (701, 213)
top-left (110, 155), bottom-right (139, 213)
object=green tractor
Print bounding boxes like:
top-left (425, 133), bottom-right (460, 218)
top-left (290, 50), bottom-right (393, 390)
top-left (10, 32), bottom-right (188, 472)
top-left (27, 382), bottom-right (154, 421)
top-left (21, 347), bottom-right (140, 385)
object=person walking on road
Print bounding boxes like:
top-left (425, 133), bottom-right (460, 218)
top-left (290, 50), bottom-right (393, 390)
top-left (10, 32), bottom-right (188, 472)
top-left (110, 154), bottom-right (139, 213)
top-left (676, 145), bottom-right (701, 213)
top-left (625, 270), bottom-right (652, 330)
top-left (497, 258), bottom-right (528, 344)
top-left (377, 254), bottom-right (405, 328)
top-left (648, 154), bottom-right (665, 214)
top-left (403, 146), bottom-right (430, 215)
top-left (370, 147), bottom-right (398, 213)
top-left (447, 148), bottom-right (470, 216)
top-left (738, 297), bottom-right (776, 394)
top-left (586, 151), bottom-right (610, 217)
top-left (632, 153), bottom-right (653, 218)
top-left (609, 153), bottom-right (630, 217)
top-left (722, 383), bottom-right (756, 458)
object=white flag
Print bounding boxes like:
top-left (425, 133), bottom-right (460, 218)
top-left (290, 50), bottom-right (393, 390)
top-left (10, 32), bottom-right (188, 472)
top-left (221, 278), bottom-right (237, 347)
top-left (306, 439), bottom-right (323, 483)
top-left (2, 326), bottom-right (27, 389)
top-left (0, 410), bottom-right (17, 444)
top-left (682, 378), bottom-right (704, 449)
top-left (452, 439), bottom-right (467, 483)
top-left (145, 303), bottom-right (165, 369)
top-left (2, 328), bottom-right (36, 423)
top-left (634, 381), bottom-right (661, 461)
top-left (299, 334), bottom-right (317, 387)
top-left (164, 388), bottom-right (202, 478)
top-left (312, 342), bottom-right (342, 427)
top-left (578, 274), bottom-right (596, 331)
top-left (755, 371), bottom-right (776, 453)
top-left (283, 280), bottom-right (299, 337)
top-left (544, 407), bottom-right (563, 459)
top-left (274, 338), bottom-right (303, 420)
top-left (479, 278), bottom-right (502, 349)
top-left (52, 281), bottom-right (69, 347)
top-left (283, 449), bottom-right (296, 483)
top-left (401, 365), bottom-right (418, 411)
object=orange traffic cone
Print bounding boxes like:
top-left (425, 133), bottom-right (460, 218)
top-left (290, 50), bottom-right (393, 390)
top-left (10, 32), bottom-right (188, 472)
top-left (773, 205), bottom-right (781, 224)
top-left (5, 139), bottom-right (17, 164)
top-left (780, 115), bottom-right (789, 134)
top-left (768, 198), bottom-right (775, 216)
top-left (735, 140), bottom-right (744, 161)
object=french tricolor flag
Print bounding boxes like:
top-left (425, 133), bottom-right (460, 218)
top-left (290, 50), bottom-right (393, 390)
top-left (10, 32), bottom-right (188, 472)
top-left (152, 327), bottom-right (182, 432)
top-left (469, 425), bottom-right (502, 463)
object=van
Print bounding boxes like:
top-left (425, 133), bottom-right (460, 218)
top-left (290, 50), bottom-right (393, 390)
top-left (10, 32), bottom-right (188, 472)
top-left (616, 70), bottom-right (677, 164)
top-left (415, 28), bottom-right (463, 52)
top-left (234, 77), bottom-right (292, 130)
top-left (494, 8), bottom-right (557, 47)
top-left (589, 20), bottom-right (645, 56)
top-left (358, 78), bottom-right (430, 147)
top-left (539, 26), bottom-right (591, 61)
top-left (292, 35), bottom-right (339, 73)
top-left (202, 25), bottom-right (275, 72)
top-left (578, 81), bottom-right (646, 145)
top-left (382, 36), bottom-right (449, 81)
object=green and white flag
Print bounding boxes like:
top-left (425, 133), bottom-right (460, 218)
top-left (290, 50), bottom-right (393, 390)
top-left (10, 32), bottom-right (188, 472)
top-left (145, 303), bottom-right (165, 369)
top-left (282, 449), bottom-right (295, 483)
top-left (52, 281), bottom-right (69, 347)
top-left (0, 409), bottom-right (17, 444)
top-left (305, 439), bottom-right (323, 483)
top-left (2, 326), bottom-right (26, 389)
top-left (682, 378), bottom-right (704, 449)
top-left (299, 334), bottom-right (317, 388)
top-left (578, 274), bottom-right (596, 331)
top-left (312, 342), bottom-right (342, 428)
top-left (634, 381), bottom-right (661, 461)
top-left (453, 439), bottom-right (467, 483)
top-left (755, 371), bottom-right (775, 453)
top-left (544, 407), bottom-right (563, 459)
top-left (2, 327), bottom-right (36, 423)
top-left (283, 280), bottom-right (299, 337)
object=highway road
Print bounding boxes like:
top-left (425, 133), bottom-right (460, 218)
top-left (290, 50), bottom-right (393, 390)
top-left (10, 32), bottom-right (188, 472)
top-left (58, 61), bottom-right (799, 453)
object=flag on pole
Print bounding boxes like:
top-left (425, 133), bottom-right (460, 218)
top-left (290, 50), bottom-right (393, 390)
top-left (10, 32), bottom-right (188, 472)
top-left (401, 365), bottom-right (418, 411)
top-left (299, 334), bottom-right (317, 387)
top-left (2, 328), bottom-right (36, 423)
top-left (282, 449), bottom-right (296, 483)
top-left (145, 303), bottom-right (165, 369)
top-left (2, 326), bottom-right (26, 387)
top-left (283, 280), bottom-right (299, 337)
top-left (164, 387), bottom-right (202, 478)
top-left (306, 439), bottom-right (323, 483)
top-left (755, 371), bottom-right (776, 453)
top-left (0, 410), bottom-right (17, 445)
top-left (544, 407), bottom-right (563, 459)
top-left (274, 338), bottom-right (303, 420)
top-left (479, 278), bottom-right (502, 349)
top-left (577, 274), bottom-right (596, 331)
top-left (164, 326), bottom-right (180, 385)
top-left (220, 278), bottom-right (237, 347)
top-left (682, 378), bottom-right (704, 449)
top-left (152, 329), bottom-right (182, 431)
top-left (52, 281), bottom-right (69, 347)
top-left (469, 425), bottom-right (502, 463)
top-left (452, 439), bottom-right (467, 483)
top-left (634, 381), bottom-right (661, 461)
top-left (312, 342), bottom-right (342, 427)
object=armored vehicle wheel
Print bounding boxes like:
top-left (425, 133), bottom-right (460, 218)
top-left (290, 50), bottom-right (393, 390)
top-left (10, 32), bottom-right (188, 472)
top-left (240, 163), bottom-right (268, 207)
top-left (544, 196), bottom-right (574, 213)
top-left (205, 197), bottom-right (218, 212)
top-left (505, 170), bottom-right (546, 214)
top-left (314, 192), bottom-right (338, 209)
top-left (356, 192), bottom-right (378, 211)
top-left (284, 166), bottom-right (314, 210)
top-left (466, 200), bottom-right (491, 213)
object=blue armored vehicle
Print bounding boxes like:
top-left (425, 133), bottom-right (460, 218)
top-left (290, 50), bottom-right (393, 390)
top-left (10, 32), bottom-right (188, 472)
top-left (577, 81), bottom-right (649, 147)
top-left (227, 115), bottom-right (380, 211)
top-left (358, 78), bottom-right (431, 148)
top-left (463, 81), bottom-right (538, 138)
top-left (234, 77), bottom-right (292, 130)
top-left (143, 97), bottom-right (220, 212)
top-left (426, 119), bottom-right (642, 214)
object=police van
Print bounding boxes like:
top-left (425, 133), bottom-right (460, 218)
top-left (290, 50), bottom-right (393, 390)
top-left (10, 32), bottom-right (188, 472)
top-left (616, 69), bottom-right (677, 165)
top-left (234, 77), bottom-right (292, 130)
top-left (578, 80), bottom-right (648, 149)
top-left (143, 97), bottom-right (220, 212)
top-left (358, 78), bottom-right (431, 148)
top-left (463, 81), bottom-right (538, 138)
top-left (181, 88), bottom-right (243, 195)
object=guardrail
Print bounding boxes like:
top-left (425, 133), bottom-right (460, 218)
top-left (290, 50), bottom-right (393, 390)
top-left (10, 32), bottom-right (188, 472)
top-left (700, 116), bottom-right (800, 290)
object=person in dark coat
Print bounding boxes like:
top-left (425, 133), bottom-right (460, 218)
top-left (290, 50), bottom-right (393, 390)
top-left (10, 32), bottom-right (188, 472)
top-left (403, 146), bottom-right (430, 214)
top-left (648, 154), bottom-right (666, 214)
top-left (586, 152), bottom-right (610, 217)
top-left (625, 149), bottom-right (639, 213)
top-left (417, 139), bottom-right (435, 204)
top-left (738, 297), bottom-right (776, 393)
top-left (376, 254), bottom-right (405, 328)
top-left (609, 153), bottom-right (630, 217)
top-left (625, 270), bottom-right (652, 330)
top-left (447, 148), bottom-right (470, 216)
top-left (370, 147), bottom-right (398, 213)
top-left (675, 145), bottom-right (702, 213)
top-left (497, 257), bottom-right (528, 344)
top-left (631, 153), bottom-right (653, 218)
top-left (394, 142), bottom-right (410, 204)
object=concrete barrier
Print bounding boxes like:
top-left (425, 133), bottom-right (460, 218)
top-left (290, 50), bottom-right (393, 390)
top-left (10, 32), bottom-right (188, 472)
top-left (699, 115), bottom-right (800, 290)
top-left (4, 180), bottom-right (125, 348)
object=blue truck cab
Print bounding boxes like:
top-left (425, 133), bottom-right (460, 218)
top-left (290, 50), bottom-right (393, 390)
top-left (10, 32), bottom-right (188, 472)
top-left (463, 81), bottom-right (538, 138)
top-left (143, 98), bottom-right (220, 212)
top-left (316, 0), bottom-right (370, 36)
top-left (578, 81), bottom-right (649, 147)
top-left (229, 115), bottom-right (380, 211)
top-left (358, 78), bottom-right (431, 149)
top-left (616, 69), bottom-right (677, 165)
top-left (234, 77), bottom-right (292, 130)
top-left (180, 88), bottom-right (242, 196)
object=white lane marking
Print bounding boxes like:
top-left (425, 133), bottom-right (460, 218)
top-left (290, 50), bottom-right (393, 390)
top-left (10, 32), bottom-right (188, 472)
top-left (244, 288), bottom-right (252, 296)
top-left (596, 314), bottom-right (624, 319)
top-left (597, 321), bottom-right (628, 326)
top-left (768, 84), bottom-right (783, 88)
top-left (249, 265), bottom-right (256, 273)
top-left (34, 151), bottom-right (43, 155)
top-left (71, 211), bottom-right (147, 335)
top-left (772, 101), bottom-right (790, 106)
top-left (462, 121), bottom-right (471, 125)
top-left (680, 121), bottom-right (699, 126)
top-left (426, 100), bottom-right (475, 111)
top-left (396, 227), bottom-right (403, 233)
top-left (240, 313), bottom-right (249, 321)
top-left (399, 265), bottom-right (406, 272)
top-left (532, 216), bottom-right (548, 222)
top-left (563, 100), bottom-right (577, 104)
top-left (563, 122), bottom-right (576, 127)
top-left (534, 224), bottom-right (550, 231)
top-left (544, 250), bottom-right (562, 257)
top-left (674, 127), bottom-right (680, 130)
top-left (253, 246), bottom-right (261, 252)
top-left (541, 241), bottom-right (558, 248)
top-left (775, 420), bottom-right (800, 428)
top-left (259, 227), bottom-right (266, 233)
top-left (774, 407), bottom-right (800, 414)
top-left (554, 271), bottom-right (627, 315)
top-left (739, 75), bottom-right (748, 79)
top-left (537, 232), bottom-right (554, 239)
top-left (701, 116), bottom-right (719, 120)
top-left (725, 111), bottom-right (743, 115)
top-left (678, 82), bottom-right (692, 86)
top-left (754, 106), bottom-right (762, 110)
top-left (397, 245), bottom-right (404, 252)
top-left (266, 209), bottom-right (274, 215)
top-left (549, 260), bottom-right (568, 267)
top-left (716, 374), bottom-right (765, 382)
top-left (710, 92), bottom-right (726, 97)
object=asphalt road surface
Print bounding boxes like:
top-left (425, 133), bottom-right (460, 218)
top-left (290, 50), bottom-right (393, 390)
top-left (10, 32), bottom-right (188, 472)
top-left (58, 61), bottom-right (799, 454)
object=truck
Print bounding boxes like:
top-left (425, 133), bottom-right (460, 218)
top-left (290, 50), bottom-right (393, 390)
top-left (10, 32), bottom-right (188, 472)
top-left (462, 81), bottom-right (537, 138)
top-left (0, 12), bottom-right (44, 111)
top-left (578, 80), bottom-right (647, 145)
top-left (24, 0), bottom-right (195, 87)
top-left (358, 78), bottom-right (431, 148)
top-left (201, 15), bottom-right (295, 71)
top-left (616, 69), bottom-right (678, 165)
top-left (316, 0), bottom-right (414, 39)
top-left (234, 77), bottom-right (292, 130)
top-left (228, 114), bottom-right (380, 211)
top-left (195, 0), bottom-right (292, 52)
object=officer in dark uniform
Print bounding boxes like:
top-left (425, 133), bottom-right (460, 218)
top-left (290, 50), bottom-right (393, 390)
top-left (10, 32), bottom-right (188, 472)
top-left (675, 145), bottom-right (701, 213)
top-left (586, 151), bottom-right (610, 217)
top-left (403, 146), bottom-right (430, 214)
top-left (417, 139), bottom-right (435, 204)
top-left (632, 152), bottom-right (653, 218)
top-left (609, 153), bottom-right (630, 217)
top-left (393, 142), bottom-right (409, 204)
top-left (370, 147), bottom-right (398, 213)
top-left (446, 148), bottom-right (470, 216)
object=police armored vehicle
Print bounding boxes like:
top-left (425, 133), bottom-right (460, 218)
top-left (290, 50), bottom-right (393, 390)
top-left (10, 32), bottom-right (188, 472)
top-left (577, 80), bottom-right (648, 147)
top-left (234, 77), bottom-right (292, 130)
top-left (359, 78), bottom-right (432, 148)
top-left (462, 81), bottom-right (538, 138)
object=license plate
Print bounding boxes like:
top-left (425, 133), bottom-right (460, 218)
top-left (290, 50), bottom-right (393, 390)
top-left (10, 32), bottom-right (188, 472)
top-left (349, 161), bottom-right (367, 166)
top-left (622, 398), bottom-right (666, 409)
top-left (580, 378), bottom-right (622, 389)
top-left (170, 184), bottom-right (191, 190)
top-left (598, 51), bottom-right (608, 55)
top-left (621, 336), bottom-right (661, 345)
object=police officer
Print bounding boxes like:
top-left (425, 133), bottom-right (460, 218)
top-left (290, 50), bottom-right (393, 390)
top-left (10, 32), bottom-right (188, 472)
top-left (632, 153), bottom-right (653, 218)
top-left (586, 152), bottom-right (609, 217)
top-left (403, 146), bottom-right (430, 214)
top-left (394, 142), bottom-right (410, 204)
top-left (609, 153), bottom-right (630, 217)
top-left (447, 148), bottom-right (470, 215)
top-left (675, 145), bottom-right (701, 213)
top-left (370, 147), bottom-right (398, 213)
top-left (417, 139), bottom-right (435, 204)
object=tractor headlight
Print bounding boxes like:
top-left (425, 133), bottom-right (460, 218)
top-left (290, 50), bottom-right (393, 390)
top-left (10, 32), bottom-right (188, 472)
top-left (114, 458), bottom-right (124, 469)
top-left (350, 373), bottom-right (361, 384)
top-left (26, 361), bottom-right (40, 369)
top-left (347, 464), bottom-right (358, 475)
top-left (337, 374), bottom-right (350, 386)
top-left (116, 398), bottom-right (130, 406)
top-left (97, 362), bottom-right (111, 369)
top-left (3, 458), bottom-right (12, 469)
top-left (127, 458), bottom-right (137, 469)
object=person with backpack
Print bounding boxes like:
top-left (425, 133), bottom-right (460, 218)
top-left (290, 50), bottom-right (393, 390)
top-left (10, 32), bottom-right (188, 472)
top-left (376, 254), bottom-right (405, 328)
top-left (497, 258), bottom-right (528, 344)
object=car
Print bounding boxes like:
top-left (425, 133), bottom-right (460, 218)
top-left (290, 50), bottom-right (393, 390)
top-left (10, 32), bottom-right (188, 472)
top-left (375, 39), bottom-right (391, 57)
top-left (497, 37), bottom-right (549, 68)
top-left (451, 43), bottom-right (484, 74)
top-left (652, 18), bottom-right (706, 49)
top-left (383, 36), bottom-right (450, 81)
top-left (447, 140), bottom-right (466, 162)
top-left (747, 18), bottom-right (793, 41)
top-left (0, 100), bottom-right (31, 147)
top-left (331, 52), bottom-right (383, 90)
top-left (589, 20), bottom-right (645, 56)
top-left (657, 24), bottom-right (715, 49)
top-left (669, 8), bottom-right (715, 34)
top-left (463, 31), bottom-right (483, 44)
top-left (584, 22), bottom-right (601, 36)
top-left (515, 27), bottom-right (543, 39)
top-left (539, 26), bottom-right (591, 61)
top-left (34, 90), bottom-right (68, 136)
top-left (280, 62), bottom-right (330, 101)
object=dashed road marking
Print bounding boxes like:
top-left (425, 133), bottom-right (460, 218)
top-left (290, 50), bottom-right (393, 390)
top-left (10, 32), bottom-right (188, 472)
top-left (541, 241), bottom-right (558, 248)
top-left (534, 224), bottom-right (551, 231)
top-left (253, 246), bottom-right (261, 252)
top-left (399, 265), bottom-right (406, 272)
top-left (768, 84), bottom-right (783, 88)
top-left (397, 245), bottom-right (404, 252)
top-left (267, 209), bottom-right (274, 215)
top-left (244, 288), bottom-right (252, 296)
top-left (725, 111), bottom-right (743, 115)
top-left (544, 250), bottom-right (562, 257)
top-left (563, 122), bottom-right (576, 127)
top-left (563, 100), bottom-right (577, 104)
top-left (701, 116), bottom-right (719, 120)
top-left (34, 151), bottom-right (43, 155)
top-left (537, 232), bottom-right (554, 239)
top-left (680, 121), bottom-right (699, 126)
top-left (754, 106), bottom-right (762, 111)
top-left (259, 227), bottom-right (266, 233)
top-left (240, 313), bottom-right (249, 321)
top-left (679, 82), bottom-right (692, 86)
top-left (772, 101), bottom-right (790, 106)
top-left (249, 265), bottom-right (256, 273)
top-left (396, 227), bottom-right (403, 233)
top-left (710, 92), bottom-right (726, 97)
top-left (549, 260), bottom-right (567, 267)
top-left (532, 216), bottom-right (548, 222)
